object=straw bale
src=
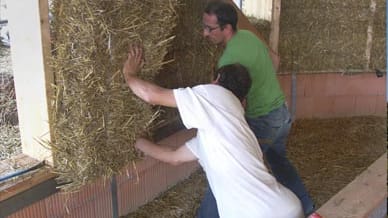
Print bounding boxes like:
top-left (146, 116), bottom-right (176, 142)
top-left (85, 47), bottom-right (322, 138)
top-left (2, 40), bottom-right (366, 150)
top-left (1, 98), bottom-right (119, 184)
top-left (50, 0), bottom-right (179, 191)
top-left (156, 0), bottom-right (222, 88)
top-left (247, 17), bottom-right (270, 44)
top-left (279, 0), bottom-right (386, 72)
top-left (281, 0), bottom-right (370, 10)
top-left (152, 0), bottom-right (222, 128)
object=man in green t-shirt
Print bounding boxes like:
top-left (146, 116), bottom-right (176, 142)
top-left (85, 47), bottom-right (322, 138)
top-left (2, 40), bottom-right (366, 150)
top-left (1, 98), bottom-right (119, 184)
top-left (198, 1), bottom-right (321, 218)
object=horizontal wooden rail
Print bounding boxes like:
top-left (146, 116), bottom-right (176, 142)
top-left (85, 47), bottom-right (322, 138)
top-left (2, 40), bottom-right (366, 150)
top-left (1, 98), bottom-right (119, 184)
top-left (317, 153), bottom-right (387, 217)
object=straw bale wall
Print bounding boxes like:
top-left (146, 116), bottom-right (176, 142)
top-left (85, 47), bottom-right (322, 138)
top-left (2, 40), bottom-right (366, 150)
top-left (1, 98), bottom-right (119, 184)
top-left (50, 0), bottom-right (179, 191)
top-left (153, 0), bottom-right (222, 125)
top-left (278, 0), bottom-right (386, 72)
top-left (48, 0), bottom-right (219, 191)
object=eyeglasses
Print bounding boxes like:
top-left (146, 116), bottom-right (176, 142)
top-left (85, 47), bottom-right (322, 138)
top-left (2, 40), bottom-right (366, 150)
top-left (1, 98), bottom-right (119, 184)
top-left (203, 24), bottom-right (220, 33)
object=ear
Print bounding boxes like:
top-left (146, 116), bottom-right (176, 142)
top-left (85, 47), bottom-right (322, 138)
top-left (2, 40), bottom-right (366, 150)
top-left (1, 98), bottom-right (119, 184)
top-left (221, 24), bottom-right (235, 40)
top-left (241, 98), bottom-right (247, 109)
top-left (212, 73), bottom-right (220, 84)
top-left (222, 24), bottom-right (233, 33)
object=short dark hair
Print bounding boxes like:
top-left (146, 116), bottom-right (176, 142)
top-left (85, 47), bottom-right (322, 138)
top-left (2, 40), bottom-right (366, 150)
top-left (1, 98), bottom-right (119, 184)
top-left (204, 0), bottom-right (238, 32)
top-left (215, 64), bottom-right (251, 101)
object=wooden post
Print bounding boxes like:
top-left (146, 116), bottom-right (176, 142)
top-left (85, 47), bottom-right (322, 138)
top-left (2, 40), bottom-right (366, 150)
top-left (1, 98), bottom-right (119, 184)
top-left (365, 0), bottom-right (377, 70)
top-left (6, 0), bottom-right (53, 163)
top-left (269, 0), bottom-right (281, 54)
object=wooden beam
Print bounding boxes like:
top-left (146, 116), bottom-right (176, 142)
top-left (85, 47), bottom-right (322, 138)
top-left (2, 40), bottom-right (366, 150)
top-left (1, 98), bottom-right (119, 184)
top-left (317, 153), bottom-right (387, 217)
top-left (0, 170), bottom-right (58, 218)
top-left (6, 0), bottom-right (53, 163)
top-left (0, 167), bottom-right (56, 202)
top-left (269, 0), bottom-right (281, 54)
top-left (365, 0), bottom-right (377, 70)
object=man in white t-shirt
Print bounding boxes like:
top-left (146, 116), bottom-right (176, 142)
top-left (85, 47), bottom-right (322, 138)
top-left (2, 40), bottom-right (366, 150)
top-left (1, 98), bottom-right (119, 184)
top-left (122, 45), bottom-right (303, 218)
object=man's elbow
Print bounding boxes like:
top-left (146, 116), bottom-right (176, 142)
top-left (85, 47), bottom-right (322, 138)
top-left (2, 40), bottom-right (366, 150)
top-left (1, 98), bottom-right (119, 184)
top-left (141, 94), bottom-right (153, 104)
top-left (138, 88), bottom-right (162, 105)
top-left (168, 158), bottom-right (184, 166)
top-left (140, 92), bottom-right (158, 105)
top-left (147, 96), bottom-right (160, 106)
top-left (166, 154), bottom-right (186, 166)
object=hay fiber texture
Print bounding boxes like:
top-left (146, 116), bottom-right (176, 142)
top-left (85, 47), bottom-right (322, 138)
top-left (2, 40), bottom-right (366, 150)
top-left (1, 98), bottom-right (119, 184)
top-left (50, 0), bottom-right (179, 191)
top-left (278, 0), bottom-right (386, 72)
top-left (153, 0), bottom-right (222, 125)
top-left (49, 0), bottom-right (219, 192)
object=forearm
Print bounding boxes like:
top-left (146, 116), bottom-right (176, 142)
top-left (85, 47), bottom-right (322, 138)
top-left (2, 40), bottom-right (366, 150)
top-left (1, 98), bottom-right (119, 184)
top-left (126, 75), bottom-right (161, 103)
top-left (123, 45), bottom-right (177, 107)
top-left (135, 138), bottom-right (197, 165)
top-left (125, 75), bottom-right (177, 107)
top-left (135, 138), bottom-right (181, 165)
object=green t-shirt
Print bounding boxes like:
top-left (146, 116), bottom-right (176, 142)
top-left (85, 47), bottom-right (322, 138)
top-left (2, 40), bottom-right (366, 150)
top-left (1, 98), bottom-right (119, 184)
top-left (218, 30), bottom-right (285, 118)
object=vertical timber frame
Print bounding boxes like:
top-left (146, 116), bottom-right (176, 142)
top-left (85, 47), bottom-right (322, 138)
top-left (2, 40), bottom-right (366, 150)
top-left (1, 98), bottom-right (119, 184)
top-left (269, 0), bottom-right (281, 54)
top-left (7, 0), bottom-right (53, 163)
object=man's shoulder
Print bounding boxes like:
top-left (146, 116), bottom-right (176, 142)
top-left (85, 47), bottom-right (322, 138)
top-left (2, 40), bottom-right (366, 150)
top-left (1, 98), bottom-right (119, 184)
top-left (219, 30), bottom-right (263, 66)
top-left (193, 84), bottom-right (227, 93)
top-left (176, 84), bottom-right (226, 95)
top-left (235, 29), bottom-right (258, 40)
top-left (193, 84), bottom-right (236, 100)
top-left (237, 29), bottom-right (255, 36)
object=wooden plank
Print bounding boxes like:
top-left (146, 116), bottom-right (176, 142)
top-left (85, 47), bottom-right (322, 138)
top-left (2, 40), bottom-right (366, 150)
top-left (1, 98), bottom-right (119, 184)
top-left (0, 154), bottom-right (53, 204)
top-left (7, 0), bottom-right (53, 163)
top-left (269, 0), bottom-right (281, 54)
top-left (0, 166), bottom-right (56, 202)
top-left (0, 173), bottom-right (58, 218)
top-left (39, 0), bottom-right (55, 150)
top-left (365, 0), bottom-right (377, 70)
top-left (317, 153), bottom-right (387, 218)
top-left (0, 154), bottom-right (39, 176)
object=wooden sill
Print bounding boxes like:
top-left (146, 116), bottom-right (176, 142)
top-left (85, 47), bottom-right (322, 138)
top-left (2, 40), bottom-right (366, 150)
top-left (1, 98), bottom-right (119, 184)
top-left (0, 154), bottom-right (54, 198)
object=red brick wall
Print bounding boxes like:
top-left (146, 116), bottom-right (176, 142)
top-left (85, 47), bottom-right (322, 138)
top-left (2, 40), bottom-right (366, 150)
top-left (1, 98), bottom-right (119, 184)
top-left (278, 72), bottom-right (386, 119)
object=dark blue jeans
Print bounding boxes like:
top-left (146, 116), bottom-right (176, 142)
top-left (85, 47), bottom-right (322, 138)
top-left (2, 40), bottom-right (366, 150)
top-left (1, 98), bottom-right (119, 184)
top-left (197, 104), bottom-right (315, 218)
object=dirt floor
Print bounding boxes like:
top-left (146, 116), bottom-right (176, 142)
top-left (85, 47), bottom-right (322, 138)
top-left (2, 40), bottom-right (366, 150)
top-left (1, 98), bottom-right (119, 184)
top-left (124, 116), bottom-right (387, 218)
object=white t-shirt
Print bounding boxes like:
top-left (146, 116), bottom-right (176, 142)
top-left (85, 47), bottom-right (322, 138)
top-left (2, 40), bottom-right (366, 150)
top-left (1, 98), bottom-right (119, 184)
top-left (173, 84), bottom-right (303, 218)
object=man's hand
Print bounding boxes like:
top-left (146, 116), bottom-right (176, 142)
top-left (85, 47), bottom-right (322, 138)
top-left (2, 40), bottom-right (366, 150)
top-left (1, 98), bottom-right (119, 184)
top-left (123, 44), bottom-right (144, 81)
top-left (122, 43), bottom-right (177, 108)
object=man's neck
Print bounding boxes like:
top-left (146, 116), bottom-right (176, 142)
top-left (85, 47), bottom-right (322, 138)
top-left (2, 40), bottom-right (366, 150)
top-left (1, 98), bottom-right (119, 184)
top-left (223, 30), bottom-right (237, 46)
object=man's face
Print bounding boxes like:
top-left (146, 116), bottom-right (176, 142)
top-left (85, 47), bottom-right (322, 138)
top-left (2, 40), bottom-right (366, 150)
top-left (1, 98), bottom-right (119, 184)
top-left (202, 13), bottom-right (225, 45)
